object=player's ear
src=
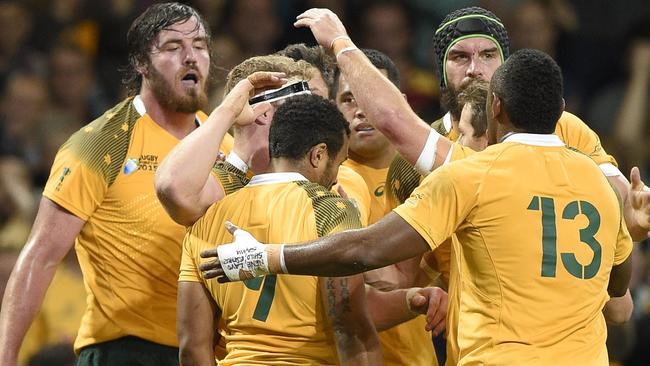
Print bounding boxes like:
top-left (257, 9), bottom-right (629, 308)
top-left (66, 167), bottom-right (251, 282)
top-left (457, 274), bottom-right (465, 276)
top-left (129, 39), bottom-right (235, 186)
top-left (402, 92), bottom-right (408, 101)
top-left (560, 98), bottom-right (566, 113)
top-left (135, 60), bottom-right (148, 77)
top-left (256, 109), bottom-right (273, 125)
top-left (491, 93), bottom-right (501, 120)
top-left (309, 143), bottom-right (328, 168)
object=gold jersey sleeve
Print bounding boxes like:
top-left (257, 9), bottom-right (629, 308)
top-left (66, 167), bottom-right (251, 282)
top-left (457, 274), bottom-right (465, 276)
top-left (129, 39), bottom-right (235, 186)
top-left (555, 111), bottom-right (617, 166)
top-left (395, 141), bottom-right (632, 365)
top-left (342, 159), bottom-right (389, 225)
top-left (211, 161), bottom-right (250, 195)
top-left (181, 178), bottom-right (361, 365)
top-left (343, 159), bottom-right (438, 366)
top-left (335, 164), bottom-right (371, 226)
top-left (385, 154), bottom-right (424, 211)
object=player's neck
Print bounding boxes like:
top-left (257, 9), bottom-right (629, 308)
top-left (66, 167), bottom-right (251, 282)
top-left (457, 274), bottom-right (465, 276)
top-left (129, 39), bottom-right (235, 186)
top-left (139, 90), bottom-right (197, 140)
top-left (267, 158), bottom-right (312, 181)
top-left (349, 146), bottom-right (396, 169)
top-left (451, 116), bottom-right (460, 133)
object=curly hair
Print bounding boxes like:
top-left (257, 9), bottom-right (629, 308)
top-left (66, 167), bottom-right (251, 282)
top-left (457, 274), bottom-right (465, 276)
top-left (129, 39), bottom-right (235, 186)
top-left (269, 94), bottom-right (350, 160)
top-left (491, 49), bottom-right (563, 134)
top-left (122, 2), bottom-right (211, 95)
top-left (433, 7), bottom-right (509, 87)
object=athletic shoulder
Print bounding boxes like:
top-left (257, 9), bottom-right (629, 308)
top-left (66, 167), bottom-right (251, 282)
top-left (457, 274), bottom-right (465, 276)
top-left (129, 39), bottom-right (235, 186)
top-left (294, 181), bottom-right (362, 236)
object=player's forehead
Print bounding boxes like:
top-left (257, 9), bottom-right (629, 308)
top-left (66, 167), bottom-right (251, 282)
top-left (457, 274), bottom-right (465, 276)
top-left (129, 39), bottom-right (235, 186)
top-left (308, 71), bottom-right (329, 98)
top-left (156, 16), bottom-right (206, 42)
top-left (449, 37), bottom-right (498, 54)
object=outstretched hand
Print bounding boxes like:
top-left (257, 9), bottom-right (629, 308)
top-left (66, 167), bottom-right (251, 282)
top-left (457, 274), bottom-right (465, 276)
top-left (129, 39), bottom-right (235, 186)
top-left (200, 221), bottom-right (266, 283)
top-left (406, 287), bottom-right (448, 336)
top-left (629, 167), bottom-right (650, 238)
top-left (220, 71), bottom-right (287, 126)
top-left (294, 8), bottom-right (349, 52)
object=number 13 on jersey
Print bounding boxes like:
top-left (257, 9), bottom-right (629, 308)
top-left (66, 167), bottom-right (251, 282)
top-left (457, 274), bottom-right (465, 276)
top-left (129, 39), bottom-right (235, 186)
top-left (527, 196), bottom-right (602, 279)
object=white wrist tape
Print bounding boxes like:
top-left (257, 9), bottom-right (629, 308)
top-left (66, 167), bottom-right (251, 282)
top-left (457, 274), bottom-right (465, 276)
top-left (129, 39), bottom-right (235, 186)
top-left (279, 244), bottom-right (288, 274)
top-left (599, 163), bottom-right (622, 177)
top-left (414, 129), bottom-right (440, 176)
top-left (405, 287), bottom-right (424, 316)
top-left (335, 46), bottom-right (359, 60)
top-left (217, 239), bottom-right (270, 281)
top-left (329, 35), bottom-right (351, 49)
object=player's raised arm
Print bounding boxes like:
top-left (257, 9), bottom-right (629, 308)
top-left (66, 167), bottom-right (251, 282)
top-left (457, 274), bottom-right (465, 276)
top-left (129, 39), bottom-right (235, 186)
top-left (294, 8), bottom-right (453, 173)
top-left (155, 72), bottom-right (286, 226)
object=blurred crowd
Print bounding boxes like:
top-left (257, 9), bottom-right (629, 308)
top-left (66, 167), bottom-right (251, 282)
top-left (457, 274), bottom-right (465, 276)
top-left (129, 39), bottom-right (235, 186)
top-left (0, 0), bottom-right (647, 365)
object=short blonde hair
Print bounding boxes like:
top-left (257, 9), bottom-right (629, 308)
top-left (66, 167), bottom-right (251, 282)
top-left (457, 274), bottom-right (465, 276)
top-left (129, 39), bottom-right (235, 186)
top-left (224, 55), bottom-right (315, 95)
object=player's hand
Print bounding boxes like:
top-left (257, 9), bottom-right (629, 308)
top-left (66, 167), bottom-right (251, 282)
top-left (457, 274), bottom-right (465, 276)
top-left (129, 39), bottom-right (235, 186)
top-left (629, 167), bottom-right (650, 237)
top-left (406, 286), bottom-right (448, 336)
top-left (294, 8), bottom-right (348, 52)
top-left (220, 71), bottom-right (287, 126)
top-left (200, 221), bottom-right (269, 283)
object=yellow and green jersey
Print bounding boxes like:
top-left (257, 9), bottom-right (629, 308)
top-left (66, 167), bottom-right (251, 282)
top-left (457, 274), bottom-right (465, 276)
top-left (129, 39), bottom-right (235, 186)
top-left (336, 164), bottom-right (372, 226)
top-left (180, 172), bottom-right (362, 365)
top-left (387, 111), bottom-right (619, 365)
top-left (43, 96), bottom-right (234, 352)
top-left (342, 159), bottom-right (437, 366)
top-left (395, 133), bottom-right (632, 365)
top-left (342, 159), bottom-right (389, 225)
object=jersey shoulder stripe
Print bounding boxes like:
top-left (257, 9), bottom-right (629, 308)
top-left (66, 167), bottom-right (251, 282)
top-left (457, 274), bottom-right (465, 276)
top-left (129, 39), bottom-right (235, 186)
top-left (386, 154), bottom-right (424, 205)
top-left (59, 98), bottom-right (139, 187)
top-left (294, 181), bottom-right (361, 237)
top-left (212, 161), bottom-right (250, 195)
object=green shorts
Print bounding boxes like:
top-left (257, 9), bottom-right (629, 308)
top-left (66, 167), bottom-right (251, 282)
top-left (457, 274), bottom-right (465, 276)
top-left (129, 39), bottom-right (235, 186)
top-left (76, 336), bottom-right (179, 366)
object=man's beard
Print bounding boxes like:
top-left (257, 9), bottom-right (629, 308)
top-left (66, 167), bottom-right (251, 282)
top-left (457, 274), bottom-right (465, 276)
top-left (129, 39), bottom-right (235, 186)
top-left (147, 64), bottom-right (208, 113)
top-left (440, 79), bottom-right (478, 121)
top-left (440, 83), bottom-right (462, 121)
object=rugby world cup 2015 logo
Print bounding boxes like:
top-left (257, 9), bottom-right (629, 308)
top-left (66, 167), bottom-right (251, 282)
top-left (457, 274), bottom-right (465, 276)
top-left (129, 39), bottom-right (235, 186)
top-left (123, 158), bottom-right (139, 175)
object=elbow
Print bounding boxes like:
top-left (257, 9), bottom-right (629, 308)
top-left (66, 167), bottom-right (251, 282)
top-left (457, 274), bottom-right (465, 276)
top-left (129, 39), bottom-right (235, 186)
top-left (154, 170), bottom-right (179, 209)
top-left (606, 306), bottom-right (633, 325)
top-left (178, 347), bottom-right (198, 366)
top-left (155, 177), bottom-right (200, 227)
top-left (154, 172), bottom-right (177, 212)
top-left (177, 335), bottom-right (199, 366)
top-left (604, 290), bottom-right (634, 325)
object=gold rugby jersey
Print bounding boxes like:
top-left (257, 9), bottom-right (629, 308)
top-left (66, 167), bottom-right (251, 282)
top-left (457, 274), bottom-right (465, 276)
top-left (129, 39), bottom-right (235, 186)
top-left (394, 133), bottom-right (632, 365)
top-left (180, 172), bottom-right (362, 365)
top-left (43, 96), bottom-right (235, 351)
